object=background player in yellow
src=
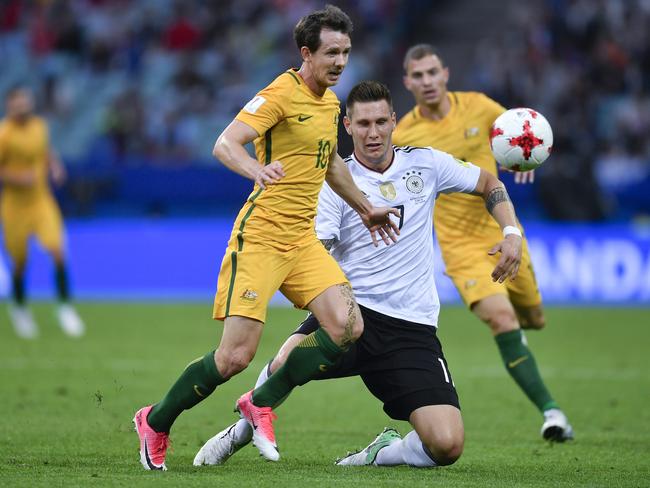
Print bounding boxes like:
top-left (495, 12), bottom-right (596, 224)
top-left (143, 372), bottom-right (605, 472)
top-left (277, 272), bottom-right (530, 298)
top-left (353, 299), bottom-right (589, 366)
top-left (133, 6), bottom-right (399, 471)
top-left (392, 44), bottom-right (573, 441)
top-left (0, 86), bottom-right (85, 339)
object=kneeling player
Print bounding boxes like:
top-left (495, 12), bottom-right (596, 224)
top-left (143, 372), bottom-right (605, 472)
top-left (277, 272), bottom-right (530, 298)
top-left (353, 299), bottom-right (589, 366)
top-left (194, 81), bottom-right (523, 467)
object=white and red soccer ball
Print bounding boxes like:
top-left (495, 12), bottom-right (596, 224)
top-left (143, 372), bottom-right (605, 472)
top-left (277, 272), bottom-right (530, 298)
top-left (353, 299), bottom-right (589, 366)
top-left (489, 108), bottom-right (553, 171)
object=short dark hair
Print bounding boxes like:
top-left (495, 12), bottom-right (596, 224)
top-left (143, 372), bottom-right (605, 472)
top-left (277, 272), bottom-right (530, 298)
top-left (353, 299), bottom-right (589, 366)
top-left (294, 5), bottom-right (353, 52)
top-left (346, 81), bottom-right (392, 115)
top-left (5, 83), bottom-right (29, 101)
top-left (403, 43), bottom-right (444, 72)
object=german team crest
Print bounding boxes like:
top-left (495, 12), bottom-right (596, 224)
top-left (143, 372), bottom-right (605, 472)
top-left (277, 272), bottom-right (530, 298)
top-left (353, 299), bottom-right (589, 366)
top-left (379, 182), bottom-right (397, 201)
top-left (403, 171), bottom-right (424, 194)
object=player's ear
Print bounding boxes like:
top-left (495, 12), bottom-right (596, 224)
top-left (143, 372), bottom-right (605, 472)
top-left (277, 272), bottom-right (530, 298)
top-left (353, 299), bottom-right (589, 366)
top-left (343, 116), bottom-right (352, 135)
top-left (443, 67), bottom-right (450, 84)
top-left (402, 75), bottom-right (410, 90)
top-left (300, 46), bottom-right (311, 62)
top-left (391, 112), bottom-right (397, 126)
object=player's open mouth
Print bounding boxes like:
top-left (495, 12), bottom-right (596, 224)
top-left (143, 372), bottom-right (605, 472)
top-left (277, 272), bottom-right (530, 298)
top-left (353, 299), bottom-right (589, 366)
top-left (366, 143), bottom-right (382, 150)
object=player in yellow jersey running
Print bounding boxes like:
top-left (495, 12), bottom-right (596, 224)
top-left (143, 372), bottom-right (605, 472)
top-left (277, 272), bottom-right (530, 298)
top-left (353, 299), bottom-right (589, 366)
top-left (133, 6), bottom-right (399, 471)
top-left (0, 86), bottom-right (85, 339)
top-left (392, 44), bottom-right (573, 442)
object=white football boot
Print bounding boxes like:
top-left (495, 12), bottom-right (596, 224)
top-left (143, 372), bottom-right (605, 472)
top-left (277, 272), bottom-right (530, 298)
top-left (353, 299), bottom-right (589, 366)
top-left (194, 421), bottom-right (253, 466)
top-left (541, 408), bottom-right (574, 442)
top-left (336, 428), bottom-right (402, 466)
top-left (8, 305), bottom-right (38, 339)
top-left (56, 303), bottom-right (85, 337)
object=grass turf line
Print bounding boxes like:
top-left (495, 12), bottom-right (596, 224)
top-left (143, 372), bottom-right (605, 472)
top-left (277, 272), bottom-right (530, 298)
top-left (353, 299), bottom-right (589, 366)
top-left (0, 303), bottom-right (649, 487)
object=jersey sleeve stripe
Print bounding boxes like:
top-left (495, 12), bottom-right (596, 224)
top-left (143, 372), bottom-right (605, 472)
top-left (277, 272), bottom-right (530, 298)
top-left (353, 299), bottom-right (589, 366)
top-left (284, 70), bottom-right (301, 85)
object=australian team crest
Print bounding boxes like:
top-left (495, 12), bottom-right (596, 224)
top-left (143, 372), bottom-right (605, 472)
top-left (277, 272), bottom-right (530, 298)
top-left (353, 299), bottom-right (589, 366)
top-left (379, 182), bottom-right (397, 201)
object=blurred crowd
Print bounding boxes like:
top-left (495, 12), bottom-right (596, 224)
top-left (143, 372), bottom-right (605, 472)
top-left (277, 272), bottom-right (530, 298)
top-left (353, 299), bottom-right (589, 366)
top-left (470, 0), bottom-right (650, 220)
top-left (0, 0), bottom-right (648, 220)
top-left (0, 0), bottom-right (428, 164)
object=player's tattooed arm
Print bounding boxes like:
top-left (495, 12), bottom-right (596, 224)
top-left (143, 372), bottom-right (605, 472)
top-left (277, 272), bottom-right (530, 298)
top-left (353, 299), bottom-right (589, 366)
top-left (338, 283), bottom-right (358, 349)
top-left (320, 238), bottom-right (337, 251)
top-left (485, 186), bottom-right (511, 214)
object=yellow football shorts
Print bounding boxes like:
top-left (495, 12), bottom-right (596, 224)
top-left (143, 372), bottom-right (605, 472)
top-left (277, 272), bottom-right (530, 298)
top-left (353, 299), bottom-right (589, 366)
top-left (213, 235), bottom-right (348, 323)
top-left (1, 196), bottom-right (64, 265)
top-left (441, 232), bottom-right (541, 309)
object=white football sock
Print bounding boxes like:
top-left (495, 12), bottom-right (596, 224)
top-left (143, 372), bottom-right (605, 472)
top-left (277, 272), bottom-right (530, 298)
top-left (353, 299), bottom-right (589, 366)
top-left (375, 430), bottom-right (437, 467)
top-left (254, 360), bottom-right (273, 388)
top-left (233, 418), bottom-right (253, 445)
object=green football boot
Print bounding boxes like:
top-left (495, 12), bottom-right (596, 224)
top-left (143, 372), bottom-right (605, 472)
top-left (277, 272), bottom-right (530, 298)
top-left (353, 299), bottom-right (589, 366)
top-left (335, 427), bottom-right (402, 466)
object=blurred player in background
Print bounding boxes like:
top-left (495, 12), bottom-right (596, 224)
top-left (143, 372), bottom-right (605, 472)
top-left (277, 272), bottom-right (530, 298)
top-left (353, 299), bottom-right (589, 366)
top-left (194, 81), bottom-right (523, 468)
top-left (393, 44), bottom-right (572, 441)
top-left (0, 86), bottom-right (85, 339)
top-left (133, 6), bottom-right (399, 471)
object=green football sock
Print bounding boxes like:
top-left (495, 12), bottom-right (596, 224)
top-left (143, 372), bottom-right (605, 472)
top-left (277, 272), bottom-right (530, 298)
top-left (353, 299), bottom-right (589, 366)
top-left (55, 263), bottom-right (70, 302)
top-left (12, 272), bottom-right (25, 305)
top-left (495, 330), bottom-right (559, 412)
top-left (148, 350), bottom-right (227, 433)
top-left (252, 328), bottom-right (344, 408)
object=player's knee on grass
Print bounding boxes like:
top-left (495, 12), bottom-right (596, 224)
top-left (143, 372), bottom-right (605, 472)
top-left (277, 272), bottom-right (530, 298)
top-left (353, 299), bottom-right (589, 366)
top-left (215, 347), bottom-right (255, 379)
top-left (419, 428), bottom-right (464, 466)
top-left (516, 306), bottom-right (546, 330)
top-left (411, 405), bottom-right (464, 466)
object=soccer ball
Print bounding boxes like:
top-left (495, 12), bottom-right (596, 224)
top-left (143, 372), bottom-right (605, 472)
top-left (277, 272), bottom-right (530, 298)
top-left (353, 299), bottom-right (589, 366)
top-left (489, 108), bottom-right (553, 171)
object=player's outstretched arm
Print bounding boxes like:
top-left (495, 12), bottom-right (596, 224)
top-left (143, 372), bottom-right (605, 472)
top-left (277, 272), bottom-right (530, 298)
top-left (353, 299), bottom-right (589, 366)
top-left (325, 152), bottom-right (400, 246)
top-left (472, 169), bottom-right (522, 282)
top-left (213, 120), bottom-right (285, 189)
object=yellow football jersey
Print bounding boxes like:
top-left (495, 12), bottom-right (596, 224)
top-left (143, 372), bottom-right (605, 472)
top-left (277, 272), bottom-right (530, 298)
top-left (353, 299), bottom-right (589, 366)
top-left (232, 69), bottom-right (340, 245)
top-left (393, 91), bottom-right (506, 241)
top-left (0, 115), bottom-right (51, 204)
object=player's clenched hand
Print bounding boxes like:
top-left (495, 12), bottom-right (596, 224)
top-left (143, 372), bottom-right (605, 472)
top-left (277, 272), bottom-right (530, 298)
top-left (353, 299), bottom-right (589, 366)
top-left (255, 160), bottom-right (285, 189)
top-left (50, 163), bottom-right (67, 187)
top-left (514, 170), bottom-right (535, 184)
top-left (488, 234), bottom-right (522, 282)
top-left (498, 166), bottom-right (535, 184)
top-left (361, 206), bottom-right (401, 247)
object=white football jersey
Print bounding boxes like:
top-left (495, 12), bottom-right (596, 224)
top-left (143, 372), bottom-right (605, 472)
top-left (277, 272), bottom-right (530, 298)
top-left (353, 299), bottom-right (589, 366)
top-left (317, 146), bottom-right (481, 327)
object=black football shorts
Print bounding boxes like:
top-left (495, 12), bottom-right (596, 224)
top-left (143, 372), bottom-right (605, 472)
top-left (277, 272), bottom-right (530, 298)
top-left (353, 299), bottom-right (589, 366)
top-left (293, 304), bottom-right (460, 421)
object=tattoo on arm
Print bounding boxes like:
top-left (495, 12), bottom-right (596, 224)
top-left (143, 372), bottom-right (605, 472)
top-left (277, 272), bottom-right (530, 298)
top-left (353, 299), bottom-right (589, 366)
top-left (485, 187), bottom-right (511, 214)
top-left (320, 238), bottom-right (336, 251)
top-left (338, 283), bottom-right (358, 349)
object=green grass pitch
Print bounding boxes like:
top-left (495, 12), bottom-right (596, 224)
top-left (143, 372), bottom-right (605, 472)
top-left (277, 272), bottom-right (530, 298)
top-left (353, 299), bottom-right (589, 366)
top-left (1, 303), bottom-right (648, 487)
